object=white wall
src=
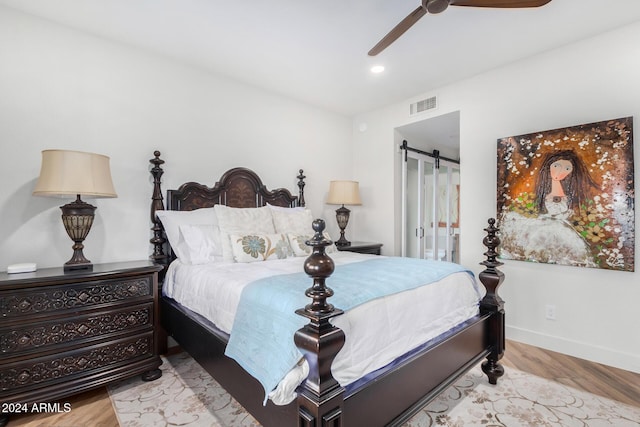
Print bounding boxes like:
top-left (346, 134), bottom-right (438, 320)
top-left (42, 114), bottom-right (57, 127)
top-left (353, 22), bottom-right (640, 373)
top-left (0, 6), bottom-right (352, 269)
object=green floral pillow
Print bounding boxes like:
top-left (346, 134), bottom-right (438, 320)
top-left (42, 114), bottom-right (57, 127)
top-left (287, 233), bottom-right (337, 257)
top-left (230, 233), bottom-right (293, 263)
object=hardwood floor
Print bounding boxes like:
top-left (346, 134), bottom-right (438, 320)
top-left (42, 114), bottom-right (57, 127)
top-left (501, 340), bottom-right (640, 408)
top-left (7, 387), bottom-right (118, 427)
top-left (6, 340), bottom-right (640, 426)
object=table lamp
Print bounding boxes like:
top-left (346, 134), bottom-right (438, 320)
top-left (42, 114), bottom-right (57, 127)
top-left (33, 149), bottom-right (117, 271)
top-left (326, 180), bottom-right (362, 247)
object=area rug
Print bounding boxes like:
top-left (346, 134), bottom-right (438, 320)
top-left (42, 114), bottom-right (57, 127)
top-left (108, 352), bottom-right (640, 426)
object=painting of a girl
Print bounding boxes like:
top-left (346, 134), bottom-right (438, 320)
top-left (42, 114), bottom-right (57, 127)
top-left (534, 150), bottom-right (598, 219)
top-left (497, 117), bottom-right (634, 271)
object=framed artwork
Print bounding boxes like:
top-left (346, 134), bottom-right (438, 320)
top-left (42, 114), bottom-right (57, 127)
top-left (497, 117), bottom-right (635, 271)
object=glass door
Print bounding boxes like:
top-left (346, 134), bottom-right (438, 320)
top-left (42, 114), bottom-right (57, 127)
top-left (402, 151), bottom-right (460, 262)
top-left (403, 156), bottom-right (420, 258)
top-left (429, 162), bottom-right (460, 263)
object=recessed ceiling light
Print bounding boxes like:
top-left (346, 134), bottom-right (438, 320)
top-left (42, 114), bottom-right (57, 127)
top-left (371, 65), bottom-right (385, 74)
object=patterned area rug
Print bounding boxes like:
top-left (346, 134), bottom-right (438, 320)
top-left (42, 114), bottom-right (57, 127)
top-left (108, 352), bottom-right (640, 426)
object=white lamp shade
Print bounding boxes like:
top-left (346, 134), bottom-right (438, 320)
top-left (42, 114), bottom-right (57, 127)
top-left (33, 149), bottom-right (117, 198)
top-left (326, 180), bottom-right (362, 205)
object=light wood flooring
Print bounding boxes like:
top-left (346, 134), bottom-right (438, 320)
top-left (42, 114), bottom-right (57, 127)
top-left (6, 340), bottom-right (640, 427)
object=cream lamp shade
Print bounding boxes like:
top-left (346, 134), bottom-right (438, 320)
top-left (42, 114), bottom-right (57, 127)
top-left (33, 149), bottom-right (117, 272)
top-left (326, 180), bottom-right (362, 206)
top-left (33, 149), bottom-right (117, 198)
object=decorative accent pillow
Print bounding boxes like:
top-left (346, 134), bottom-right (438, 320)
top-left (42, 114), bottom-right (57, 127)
top-left (287, 232), bottom-right (337, 257)
top-left (230, 233), bottom-right (293, 263)
top-left (214, 205), bottom-right (276, 262)
top-left (271, 208), bottom-right (315, 235)
top-left (178, 224), bottom-right (222, 265)
top-left (155, 207), bottom-right (218, 260)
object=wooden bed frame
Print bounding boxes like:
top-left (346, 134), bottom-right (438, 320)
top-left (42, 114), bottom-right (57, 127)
top-left (148, 150), bottom-right (505, 427)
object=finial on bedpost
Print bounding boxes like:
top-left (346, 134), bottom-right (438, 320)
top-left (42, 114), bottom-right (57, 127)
top-left (301, 219), bottom-right (338, 314)
top-left (297, 169), bottom-right (306, 207)
top-left (149, 151), bottom-right (168, 271)
top-left (479, 217), bottom-right (505, 385)
top-left (294, 218), bottom-right (345, 426)
top-left (479, 218), bottom-right (504, 308)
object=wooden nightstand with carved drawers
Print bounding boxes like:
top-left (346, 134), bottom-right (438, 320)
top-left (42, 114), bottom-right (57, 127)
top-left (0, 261), bottom-right (163, 424)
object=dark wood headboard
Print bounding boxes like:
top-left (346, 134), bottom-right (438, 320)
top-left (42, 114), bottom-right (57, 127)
top-left (167, 167), bottom-right (305, 211)
top-left (148, 150), bottom-right (306, 271)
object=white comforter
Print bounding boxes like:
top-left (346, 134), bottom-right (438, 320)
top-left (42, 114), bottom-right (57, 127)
top-left (163, 252), bottom-right (481, 404)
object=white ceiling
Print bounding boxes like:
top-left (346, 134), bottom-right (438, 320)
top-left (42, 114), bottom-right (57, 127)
top-left (3, 0), bottom-right (640, 116)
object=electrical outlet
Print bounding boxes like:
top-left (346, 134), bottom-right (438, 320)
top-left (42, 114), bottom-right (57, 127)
top-left (545, 304), bottom-right (556, 320)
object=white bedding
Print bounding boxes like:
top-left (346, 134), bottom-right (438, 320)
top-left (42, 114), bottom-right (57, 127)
top-left (163, 252), bottom-right (482, 404)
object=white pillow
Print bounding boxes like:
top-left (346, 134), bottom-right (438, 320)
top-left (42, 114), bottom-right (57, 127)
top-left (287, 232), bottom-right (337, 257)
top-left (214, 205), bottom-right (276, 262)
top-left (155, 207), bottom-right (218, 260)
top-left (178, 224), bottom-right (222, 264)
top-left (230, 233), bottom-right (293, 263)
top-left (271, 208), bottom-right (315, 235)
top-left (267, 202), bottom-right (305, 212)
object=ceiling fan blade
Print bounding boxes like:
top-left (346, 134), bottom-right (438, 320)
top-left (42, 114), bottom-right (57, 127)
top-left (368, 6), bottom-right (427, 56)
top-left (450, 0), bottom-right (552, 7)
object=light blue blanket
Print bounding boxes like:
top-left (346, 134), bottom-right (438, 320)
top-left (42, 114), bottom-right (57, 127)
top-left (224, 257), bottom-right (474, 403)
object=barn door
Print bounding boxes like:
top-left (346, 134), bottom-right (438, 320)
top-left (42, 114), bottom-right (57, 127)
top-left (402, 149), bottom-right (459, 262)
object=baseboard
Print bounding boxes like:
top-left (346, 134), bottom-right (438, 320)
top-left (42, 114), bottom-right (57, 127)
top-left (506, 326), bottom-right (640, 374)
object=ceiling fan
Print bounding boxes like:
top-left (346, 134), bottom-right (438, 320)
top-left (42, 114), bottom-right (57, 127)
top-left (368, 0), bottom-right (552, 56)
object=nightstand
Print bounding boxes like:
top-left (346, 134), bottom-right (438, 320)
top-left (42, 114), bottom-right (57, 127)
top-left (0, 261), bottom-right (163, 422)
top-left (336, 241), bottom-right (383, 255)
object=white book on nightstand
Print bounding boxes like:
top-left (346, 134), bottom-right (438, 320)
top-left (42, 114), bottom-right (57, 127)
top-left (7, 262), bottom-right (37, 274)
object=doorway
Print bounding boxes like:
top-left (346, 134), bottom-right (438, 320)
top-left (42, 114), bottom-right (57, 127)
top-left (402, 146), bottom-right (460, 261)
top-left (396, 111), bottom-right (460, 262)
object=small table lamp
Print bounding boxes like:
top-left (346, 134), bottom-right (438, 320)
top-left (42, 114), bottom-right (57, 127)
top-left (33, 149), bottom-right (117, 271)
top-left (326, 180), bottom-right (362, 247)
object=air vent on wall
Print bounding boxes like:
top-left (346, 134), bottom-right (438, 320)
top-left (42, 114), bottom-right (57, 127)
top-left (409, 96), bottom-right (437, 116)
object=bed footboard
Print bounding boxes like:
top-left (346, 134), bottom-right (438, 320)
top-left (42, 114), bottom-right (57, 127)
top-left (294, 218), bottom-right (505, 426)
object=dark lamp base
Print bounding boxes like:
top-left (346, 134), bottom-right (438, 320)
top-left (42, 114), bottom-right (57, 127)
top-left (334, 205), bottom-right (352, 247)
top-left (334, 238), bottom-right (351, 247)
top-left (60, 195), bottom-right (96, 273)
top-left (64, 261), bottom-right (93, 272)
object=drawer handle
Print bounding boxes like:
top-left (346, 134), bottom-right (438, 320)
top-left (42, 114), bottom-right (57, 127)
top-left (18, 334), bottom-right (32, 345)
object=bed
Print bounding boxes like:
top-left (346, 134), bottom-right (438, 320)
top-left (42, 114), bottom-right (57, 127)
top-left (147, 150), bottom-right (506, 427)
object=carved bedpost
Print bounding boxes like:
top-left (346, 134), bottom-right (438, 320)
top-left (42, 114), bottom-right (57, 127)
top-left (297, 169), bottom-right (306, 207)
top-left (294, 219), bottom-right (345, 427)
top-left (479, 218), bottom-right (506, 385)
top-left (149, 151), bottom-right (169, 272)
